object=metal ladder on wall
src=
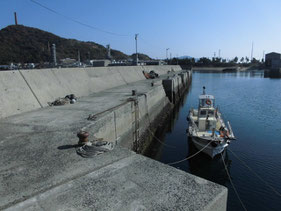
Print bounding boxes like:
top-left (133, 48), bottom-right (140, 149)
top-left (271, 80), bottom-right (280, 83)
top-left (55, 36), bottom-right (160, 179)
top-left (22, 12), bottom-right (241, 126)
top-left (131, 98), bottom-right (140, 152)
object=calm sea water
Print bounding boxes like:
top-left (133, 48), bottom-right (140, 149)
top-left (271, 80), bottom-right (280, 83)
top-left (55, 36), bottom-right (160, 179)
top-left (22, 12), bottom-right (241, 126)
top-left (145, 71), bottom-right (281, 211)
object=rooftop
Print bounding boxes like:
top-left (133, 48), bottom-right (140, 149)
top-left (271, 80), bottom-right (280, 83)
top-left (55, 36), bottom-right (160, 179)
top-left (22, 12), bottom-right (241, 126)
top-left (199, 94), bottom-right (215, 100)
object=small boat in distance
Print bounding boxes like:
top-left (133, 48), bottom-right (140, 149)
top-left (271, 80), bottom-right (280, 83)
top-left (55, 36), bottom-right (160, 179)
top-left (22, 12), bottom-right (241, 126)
top-left (187, 87), bottom-right (235, 158)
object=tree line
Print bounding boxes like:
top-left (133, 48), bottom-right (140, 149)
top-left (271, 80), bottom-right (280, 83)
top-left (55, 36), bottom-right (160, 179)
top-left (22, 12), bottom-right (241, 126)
top-left (168, 56), bottom-right (262, 67)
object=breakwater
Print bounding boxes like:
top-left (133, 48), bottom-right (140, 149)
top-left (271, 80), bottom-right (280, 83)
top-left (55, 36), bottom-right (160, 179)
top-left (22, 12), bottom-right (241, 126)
top-left (0, 65), bottom-right (227, 210)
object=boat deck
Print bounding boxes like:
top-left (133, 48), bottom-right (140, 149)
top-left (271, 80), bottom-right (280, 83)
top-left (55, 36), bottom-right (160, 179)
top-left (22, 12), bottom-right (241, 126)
top-left (189, 109), bottom-right (223, 132)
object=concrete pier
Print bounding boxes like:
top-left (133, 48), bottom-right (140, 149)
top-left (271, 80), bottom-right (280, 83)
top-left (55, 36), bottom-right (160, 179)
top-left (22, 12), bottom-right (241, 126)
top-left (0, 65), bottom-right (227, 210)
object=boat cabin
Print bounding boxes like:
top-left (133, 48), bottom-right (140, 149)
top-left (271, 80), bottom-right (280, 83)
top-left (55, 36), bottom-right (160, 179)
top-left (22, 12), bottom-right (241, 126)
top-left (197, 95), bottom-right (217, 131)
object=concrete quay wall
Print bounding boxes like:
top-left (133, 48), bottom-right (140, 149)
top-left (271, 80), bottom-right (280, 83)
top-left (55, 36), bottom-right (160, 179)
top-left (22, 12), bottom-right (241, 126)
top-left (75, 70), bottom-right (192, 153)
top-left (162, 71), bottom-right (191, 104)
top-left (0, 65), bottom-right (189, 152)
top-left (0, 65), bottom-right (180, 119)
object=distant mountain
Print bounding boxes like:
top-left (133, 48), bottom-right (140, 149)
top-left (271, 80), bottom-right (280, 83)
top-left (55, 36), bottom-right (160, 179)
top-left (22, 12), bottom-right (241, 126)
top-left (178, 55), bottom-right (193, 59)
top-left (131, 53), bottom-right (152, 61)
top-left (0, 25), bottom-right (151, 64)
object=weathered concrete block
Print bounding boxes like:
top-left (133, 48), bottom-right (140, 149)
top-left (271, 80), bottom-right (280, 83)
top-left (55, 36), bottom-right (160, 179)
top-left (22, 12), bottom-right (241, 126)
top-left (0, 71), bottom-right (41, 119)
top-left (162, 78), bottom-right (174, 103)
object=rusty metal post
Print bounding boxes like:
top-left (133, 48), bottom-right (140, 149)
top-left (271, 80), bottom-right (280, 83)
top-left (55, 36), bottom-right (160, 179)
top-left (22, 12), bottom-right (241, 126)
top-left (77, 131), bottom-right (89, 145)
top-left (132, 90), bottom-right (137, 96)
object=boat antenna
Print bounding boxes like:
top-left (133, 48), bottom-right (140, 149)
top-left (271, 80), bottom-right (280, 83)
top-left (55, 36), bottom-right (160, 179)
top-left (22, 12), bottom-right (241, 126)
top-left (203, 86), bottom-right (206, 95)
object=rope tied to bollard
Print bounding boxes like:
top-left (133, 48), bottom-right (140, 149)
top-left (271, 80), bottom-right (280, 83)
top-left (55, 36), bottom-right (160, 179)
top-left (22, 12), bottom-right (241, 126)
top-left (76, 131), bottom-right (115, 158)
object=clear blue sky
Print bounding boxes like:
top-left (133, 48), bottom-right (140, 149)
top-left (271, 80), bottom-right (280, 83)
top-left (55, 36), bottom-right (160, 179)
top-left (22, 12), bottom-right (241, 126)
top-left (1, 0), bottom-right (281, 60)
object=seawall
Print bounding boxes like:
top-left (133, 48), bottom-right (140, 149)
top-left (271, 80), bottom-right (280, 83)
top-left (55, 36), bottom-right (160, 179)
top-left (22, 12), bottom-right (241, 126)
top-left (0, 65), bottom-right (227, 210)
top-left (0, 65), bottom-right (181, 119)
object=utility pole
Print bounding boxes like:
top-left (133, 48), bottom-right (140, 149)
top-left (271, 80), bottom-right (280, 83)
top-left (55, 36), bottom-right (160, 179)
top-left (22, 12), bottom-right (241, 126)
top-left (51, 44), bottom-right (57, 67)
top-left (262, 50), bottom-right (265, 62)
top-left (135, 34), bottom-right (138, 65)
top-left (78, 50), bottom-right (80, 66)
top-left (251, 42), bottom-right (254, 61)
top-left (106, 44), bottom-right (111, 60)
top-left (166, 48), bottom-right (169, 64)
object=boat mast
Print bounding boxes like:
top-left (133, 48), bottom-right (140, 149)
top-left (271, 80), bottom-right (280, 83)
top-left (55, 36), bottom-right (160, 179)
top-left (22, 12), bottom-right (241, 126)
top-left (203, 86), bottom-right (206, 95)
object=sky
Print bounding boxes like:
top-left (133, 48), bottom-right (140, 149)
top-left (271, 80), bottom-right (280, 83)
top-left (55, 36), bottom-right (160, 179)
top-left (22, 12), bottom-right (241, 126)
top-left (1, 0), bottom-right (281, 60)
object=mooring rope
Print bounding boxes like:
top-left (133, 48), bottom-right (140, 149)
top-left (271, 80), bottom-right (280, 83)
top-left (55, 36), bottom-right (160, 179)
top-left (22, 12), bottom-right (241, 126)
top-left (220, 152), bottom-right (248, 211)
top-left (229, 149), bottom-right (281, 198)
top-left (167, 141), bottom-right (212, 165)
top-left (146, 127), bottom-right (176, 149)
top-left (136, 96), bottom-right (176, 149)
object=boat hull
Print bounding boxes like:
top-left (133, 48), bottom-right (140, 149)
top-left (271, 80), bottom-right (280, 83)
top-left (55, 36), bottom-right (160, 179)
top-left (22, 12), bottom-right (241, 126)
top-left (190, 136), bottom-right (228, 158)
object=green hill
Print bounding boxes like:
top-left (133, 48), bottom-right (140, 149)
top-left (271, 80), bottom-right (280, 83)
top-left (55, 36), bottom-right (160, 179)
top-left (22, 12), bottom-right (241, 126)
top-left (0, 25), bottom-right (151, 64)
top-left (131, 53), bottom-right (151, 61)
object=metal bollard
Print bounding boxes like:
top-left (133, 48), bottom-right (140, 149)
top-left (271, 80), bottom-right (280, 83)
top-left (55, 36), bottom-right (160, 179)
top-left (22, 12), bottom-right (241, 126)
top-left (77, 131), bottom-right (89, 145)
top-left (132, 89), bottom-right (137, 96)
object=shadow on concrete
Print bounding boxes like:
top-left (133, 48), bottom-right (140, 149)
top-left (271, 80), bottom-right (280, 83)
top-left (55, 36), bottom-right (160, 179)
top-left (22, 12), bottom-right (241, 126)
top-left (57, 144), bottom-right (79, 150)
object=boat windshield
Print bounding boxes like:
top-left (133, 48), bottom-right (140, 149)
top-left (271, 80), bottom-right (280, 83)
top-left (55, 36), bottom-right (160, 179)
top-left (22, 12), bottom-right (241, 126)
top-left (199, 108), bottom-right (215, 117)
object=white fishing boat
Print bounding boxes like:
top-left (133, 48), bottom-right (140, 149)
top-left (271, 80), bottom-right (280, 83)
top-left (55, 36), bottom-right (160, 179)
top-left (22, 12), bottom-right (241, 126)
top-left (187, 87), bottom-right (235, 158)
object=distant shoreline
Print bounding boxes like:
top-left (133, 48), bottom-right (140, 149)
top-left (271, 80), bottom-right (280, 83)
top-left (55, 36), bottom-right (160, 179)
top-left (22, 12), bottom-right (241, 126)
top-left (191, 66), bottom-right (250, 72)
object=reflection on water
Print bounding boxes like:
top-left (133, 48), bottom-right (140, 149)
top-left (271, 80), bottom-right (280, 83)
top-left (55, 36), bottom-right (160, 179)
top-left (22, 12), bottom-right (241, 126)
top-left (194, 69), bottom-right (265, 78)
top-left (143, 94), bottom-right (186, 160)
top-left (195, 69), bottom-right (281, 79)
top-left (264, 70), bottom-right (281, 78)
top-left (188, 139), bottom-right (231, 186)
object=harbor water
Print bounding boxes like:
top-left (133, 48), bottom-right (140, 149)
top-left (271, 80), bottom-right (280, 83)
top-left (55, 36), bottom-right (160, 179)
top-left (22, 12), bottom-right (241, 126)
top-left (145, 70), bottom-right (281, 211)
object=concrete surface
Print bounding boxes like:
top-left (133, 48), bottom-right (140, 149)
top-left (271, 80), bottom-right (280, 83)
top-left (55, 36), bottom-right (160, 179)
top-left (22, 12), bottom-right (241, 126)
top-left (0, 67), bottom-right (227, 210)
top-left (0, 65), bottom-right (182, 119)
top-left (0, 71), bottom-right (41, 118)
top-left (4, 152), bottom-right (227, 211)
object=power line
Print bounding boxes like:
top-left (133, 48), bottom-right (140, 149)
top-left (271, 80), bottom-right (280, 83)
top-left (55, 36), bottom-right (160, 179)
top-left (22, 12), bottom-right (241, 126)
top-left (30, 0), bottom-right (172, 58)
top-left (30, 0), bottom-right (131, 37)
